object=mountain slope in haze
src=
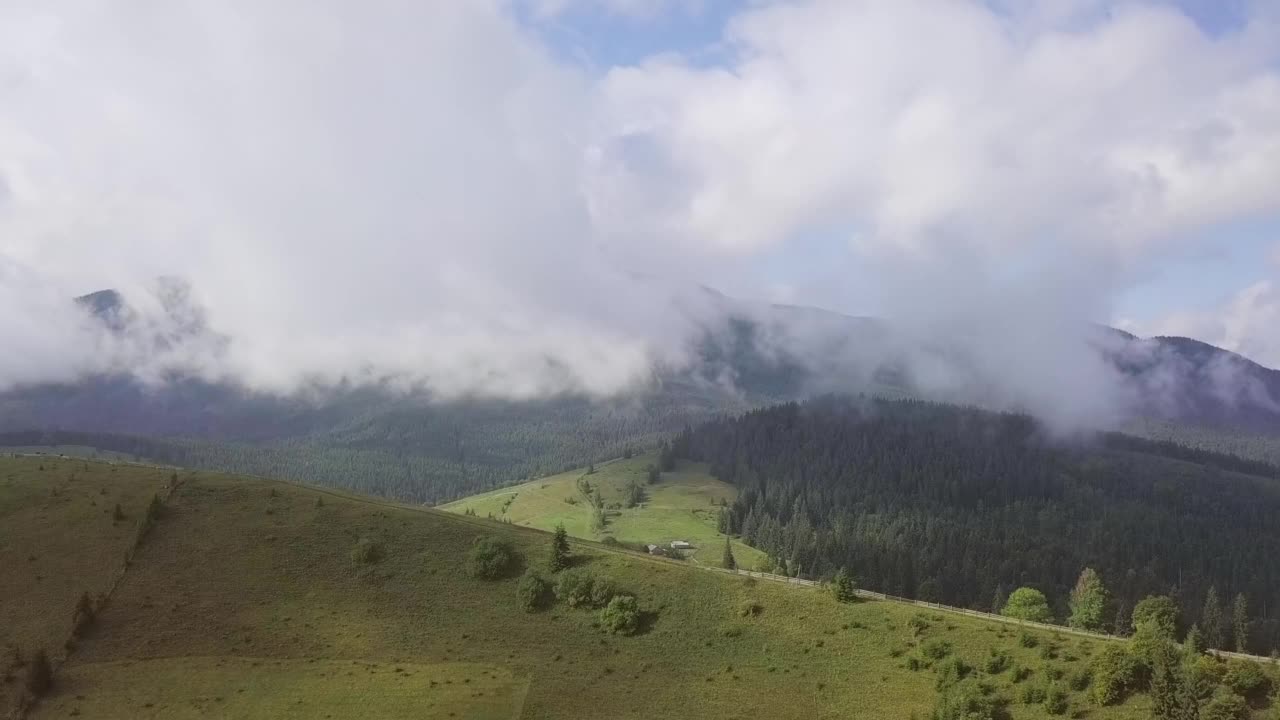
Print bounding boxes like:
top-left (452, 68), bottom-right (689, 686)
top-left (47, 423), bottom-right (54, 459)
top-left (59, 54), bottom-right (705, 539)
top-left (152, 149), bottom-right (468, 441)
top-left (2, 455), bottom-right (1172, 720)
top-left (1, 286), bottom-right (1278, 505)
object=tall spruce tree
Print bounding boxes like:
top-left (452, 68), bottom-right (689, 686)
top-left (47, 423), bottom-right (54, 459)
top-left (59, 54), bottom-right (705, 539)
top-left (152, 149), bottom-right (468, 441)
top-left (722, 537), bottom-right (737, 570)
top-left (1232, 593), bottom-right (1249, 653)
top-left (1202, 586), bottom-right (1225, 650)
top-left (548, 523), bottom-right (570, 572)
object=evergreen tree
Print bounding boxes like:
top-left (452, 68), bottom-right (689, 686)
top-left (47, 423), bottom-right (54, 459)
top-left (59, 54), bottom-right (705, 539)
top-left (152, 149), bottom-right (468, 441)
top-left (1184, 623), bottom-right (1203, 656)
top-left (719, 537), bottom-right (737, 570)
top-left (992, 584), bottom-right (1008, 615)
top-left (831, 567), bottom-right (857, 603)
top-left (548, 523), bottom-right (570, 572)
top-left (1068, 567), bottom-right (1108, 631)
top-left (646, 464), bottom-right (660, 484)
top-left (1202, 587), bottom-right (1225, 650)
top-left (1232, 593), bottom-right (1249, 653)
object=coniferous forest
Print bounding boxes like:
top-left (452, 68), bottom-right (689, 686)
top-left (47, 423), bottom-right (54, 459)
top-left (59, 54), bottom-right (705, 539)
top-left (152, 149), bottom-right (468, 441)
top-left (677, 396), bottom-right (1280, 653)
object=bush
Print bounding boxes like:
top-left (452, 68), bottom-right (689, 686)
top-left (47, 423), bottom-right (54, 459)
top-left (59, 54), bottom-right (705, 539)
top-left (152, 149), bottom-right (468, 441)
top-left (1089, 645), bottom-right (1140, 706)
top-left (1019, 631), bottom-right (1039, 648)
top-left (1187, 654), bottom-right (1226, 700)
top-left (350, 538), bottom-right (383, 564)
top-left (935, 656), bottom-right (973, 691)
top-left (1068, 668), bottom-right (1092, 691)
top-left (1223, 659), bottom-right (1269, 699)
top-left (921, 639), bottom-right (953, 660)
top-left (738, 600), bottom-right (763, 618)
top-left (71, 591), bottom-right (95, 638)
top-left (466, 537), bottom-right (519, 580)
top-left (1203, 689), bottom-right (1249, 720)
top-left (600, 595), bottom-right (641, 635)
top-left (932, 678), bottom-right (1000, 720)
top-left (908, 614), bottom-right (931, 636)
top-left (1020, 682), bottom-right (1047, 705)
top-left (983, 649), bottom-right (1011, 675)
top-left (1011, 664), bottom-right (1033, 683)
top-left (590, 577), bottom-right (619, 608)
top-left (555, 569), bottom-right (597, 608)
top-left (516, 570), bottom-right (552, 612)
top-left (1044, 684), bottom-right (1069, 715)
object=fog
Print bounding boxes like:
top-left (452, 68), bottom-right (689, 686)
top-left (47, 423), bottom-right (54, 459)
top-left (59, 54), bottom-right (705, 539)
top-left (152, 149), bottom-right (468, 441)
top-left (2, 0), bottom-right (1279, 428)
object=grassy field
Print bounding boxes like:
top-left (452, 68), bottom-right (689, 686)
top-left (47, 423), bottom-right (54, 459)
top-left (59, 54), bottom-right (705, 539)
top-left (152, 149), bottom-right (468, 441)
top-left (0, 455), bottom-right (1255, 719)
top-left (0, 456), bottom-right (173, 716)
top-left (440, 454), bottom-right (769, 569)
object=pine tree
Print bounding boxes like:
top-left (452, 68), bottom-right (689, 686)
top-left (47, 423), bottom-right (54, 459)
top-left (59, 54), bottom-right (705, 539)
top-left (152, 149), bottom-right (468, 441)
top-left (831, 567), bottom-right (857, 603)
top-left (548, 523), bottom-right (570, 572)
top-left (1202, 586), bottom-right (1225, 650)
top-left (1183, 623), bottom-right (1203, 656)
top-left (1068, 567), bottom-right (1108, 631)
top-left (722, 537), bottom-right (737, 570)
top-left (1232, 593), bottom-right (1249, 653)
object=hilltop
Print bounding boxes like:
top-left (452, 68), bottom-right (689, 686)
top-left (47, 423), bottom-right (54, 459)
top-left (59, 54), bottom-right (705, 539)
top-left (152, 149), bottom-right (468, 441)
top-left (1, 455), bottom-right (1241, 719)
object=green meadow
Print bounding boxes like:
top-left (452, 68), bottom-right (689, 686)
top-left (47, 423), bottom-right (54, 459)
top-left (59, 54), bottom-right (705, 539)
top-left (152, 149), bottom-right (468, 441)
top-left (1, 455), bottom-right (1266, 719)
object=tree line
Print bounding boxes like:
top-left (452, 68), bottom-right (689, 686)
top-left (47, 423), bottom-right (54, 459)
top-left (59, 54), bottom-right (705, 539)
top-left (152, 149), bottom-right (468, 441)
top-left (675, 395), bottom-right (1280, 653)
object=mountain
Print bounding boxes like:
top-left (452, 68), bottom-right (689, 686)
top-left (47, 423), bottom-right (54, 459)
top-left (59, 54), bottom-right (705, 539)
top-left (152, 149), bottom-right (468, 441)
top-left (1, 286), bottom-right (1278, 503)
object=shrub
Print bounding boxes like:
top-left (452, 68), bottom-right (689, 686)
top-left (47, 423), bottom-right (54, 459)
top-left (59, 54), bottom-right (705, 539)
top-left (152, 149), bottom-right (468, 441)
top-left (1068, 668), bottom-right (1092, 691)
top-left (1020, 682), bottom-right (1047, 705)
top-left (1011, 664), bottom-right (1033, 683)
top-left (1039, 643), bottom-right (1059, 660)
top-left (1044, 684), bottom-right (1069, 715)
top-left (600, 595), bottom-right (641, 635)
top-left (350, 538), bottom-right (383, 565)
top-left (516, 570), bottom-right (552, 612)
top-left (1089, 644), bottom-right (1140, 706)
top-left (738, 600), bottom-right (763, 618)
top-left (921, 639), bottom-right (953, 661)
top-left (25, 649), bottom-right (51, 697)
top-left (935, 656), bottom-right (973, 691)
top-left (1223, 659), bottom-right (1269, 699)
top-left (590, 577), bottom-right (619, 608)
top-left (983, 649), bottom-right (1011, 674)
top-left (555, 569), bottom-right (597, 608)
top-left (1203, 689), bottom-right (1248, 720)
top-left (1019, 631), bottom-right (1039, 648)
top-left (1186, 654), bottom-right (1226, 700)
top-left (908, 614), bottom-right (931, 636)
top-left (466, 537), bottom-right (519, 580)
top-left (932, 678), bottom-right (1000, 720)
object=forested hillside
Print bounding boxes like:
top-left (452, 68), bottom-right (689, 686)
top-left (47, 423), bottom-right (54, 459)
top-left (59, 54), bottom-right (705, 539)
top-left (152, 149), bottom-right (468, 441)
top-left (676, 397), bottom-right (1280, 654)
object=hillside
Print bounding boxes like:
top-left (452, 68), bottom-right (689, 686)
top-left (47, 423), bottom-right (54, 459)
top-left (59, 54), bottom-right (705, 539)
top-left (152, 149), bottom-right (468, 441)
top-left (1, 455), bottom-right (1238, 719)
top-left (679, 396), bottom-right (1280, 652)
top-left (440, 453), bottom-right (767, 570)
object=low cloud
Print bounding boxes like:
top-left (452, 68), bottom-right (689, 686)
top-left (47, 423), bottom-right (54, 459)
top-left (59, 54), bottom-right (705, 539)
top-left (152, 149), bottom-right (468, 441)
top-left (1, 0), bottom-right (1279, 427)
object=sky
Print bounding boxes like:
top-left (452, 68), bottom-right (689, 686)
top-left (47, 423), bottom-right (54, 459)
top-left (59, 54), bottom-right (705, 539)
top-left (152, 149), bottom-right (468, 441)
top-left (1, 0), bottom-right (1279, 406)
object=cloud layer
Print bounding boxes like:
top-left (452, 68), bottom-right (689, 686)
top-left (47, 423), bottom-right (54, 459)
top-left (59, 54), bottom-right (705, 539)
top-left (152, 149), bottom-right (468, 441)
top-left (2, 0), bottom-right (1279, 416)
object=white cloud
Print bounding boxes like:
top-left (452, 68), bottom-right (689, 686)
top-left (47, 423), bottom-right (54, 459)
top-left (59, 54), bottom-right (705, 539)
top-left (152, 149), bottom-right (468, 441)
top-left (0, 0), bottom-right (707, 397)
top-left (590, 0), bottom-right (1280, 266)
top-left (2, 0), bottom-right (1280, 414)
top-left (1155, 281), bottom-right (1280, 368)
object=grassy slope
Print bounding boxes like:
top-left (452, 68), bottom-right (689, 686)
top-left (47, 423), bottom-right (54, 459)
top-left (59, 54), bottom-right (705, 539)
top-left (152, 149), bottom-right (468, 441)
top-left (440, 454), bottom-right (768, 569)
top-left (0, 456), bottom-right (172, 715)
top-left (2, 456), bottom-right (1162, 719)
